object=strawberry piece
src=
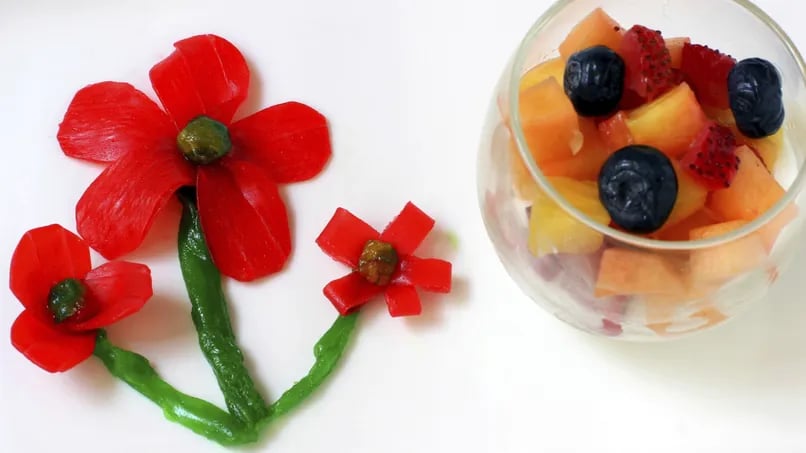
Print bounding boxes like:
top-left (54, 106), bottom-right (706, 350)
top-left (681, 123), bottom-right (740, 190)
top-left (680, 43), bottom-right (736, 109)
top-left (618, 25), bottom-right (676, 104)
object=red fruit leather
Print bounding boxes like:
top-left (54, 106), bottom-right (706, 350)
top-left (11, 311), bottom-right (96, 373)
top-left (380, 202), bottom-right (436, 256)
top-left (324, 272), bottom-right (384, 315)
top-left (69, 262), bottom-right (153, 331)
top-left (57, 82), bottom-right (175, 163)
top-left (9, 225), bottom-right (91, 316)
top-left (150, 34), bottom-right (250, 129)
top-left (385, 284), bottom-right (422, 317)
top-left (394, 257), bottom-right (452, 293)
top-left (231, 102), bottom-right (332, 183)
top-left (197, 159), bottom-right (291, 281)
top-left (316, 208), bottom-right (380, 268)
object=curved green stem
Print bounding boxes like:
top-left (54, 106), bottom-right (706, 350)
top-left (93, 330), bottom-right (257, 446)
top-left (177, 189), bottom-right (269, 427)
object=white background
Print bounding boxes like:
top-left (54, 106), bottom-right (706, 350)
top-left (2, 0), bottom-right (806, 451)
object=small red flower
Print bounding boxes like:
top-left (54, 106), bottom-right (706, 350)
top-left (57, 34), bottom-right (331, 282)
top-left (316, 203), bottom-right (452, 317)
top-left (9, 225), bottom-right (152, 372)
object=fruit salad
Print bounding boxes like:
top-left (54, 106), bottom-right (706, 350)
top-left (509, 8), bottom-right (797, 337)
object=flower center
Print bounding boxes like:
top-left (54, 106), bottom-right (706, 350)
top-left (177, 116), bottom-right (232, 165)
top-left (47, 278), bottom-right (87, 324)
top-left (358, 240), bottom-right (399, 286)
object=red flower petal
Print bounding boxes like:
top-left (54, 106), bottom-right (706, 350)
top-left (384, 284), bottom-right (422, 317)
top-left (323, 272), bottom-right (383, 315)
top-left (230, 102), bottom-right (332, 183)
top-left (197, 159), bottom-right (291, 281)
top-left (150, 34), bottom-right (249, 129)
top-left (57, 82), bottom-right (175, 163)
top-left (380, 202), bottom-right (435, 256)
top-left (9, 225), bottom-right (91, 320)
top-left (316, 208), bottom-right (380, 268)
top-left (76, 141), bottom-right (194, 259)
top-left (69, 262), bottom-right (153, 331)
top-left (11, 311), bottom-right (96, 373)
top-left (394, 257), bottom-right (452, 293)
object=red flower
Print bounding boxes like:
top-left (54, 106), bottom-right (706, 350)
top-left (57, 34), bottom-right (331, 282)
top-left (9, 225), bottom-right (152, 372)
top-left (316, 202), bottom-right (452, 317)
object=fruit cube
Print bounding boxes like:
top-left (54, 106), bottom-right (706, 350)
top-left (665, 37), bottom-right (690, 69)
top-left (708, 146), bottom-right (785, 221)
top-left (559, 8), bottom-right (624, 60)
top-left (758, 202), bottom-right (799, 251)
top-left (625, 82), bottom-right (708, 157)
top-left (594, 248), bottom-right (686, 297)
top-left (598, 111), bottom-right (633, 153)
top-left (520, 58), bottom-right (565, 92)
top-left (519, 78), bottom-right (582, 164)
top-left (658, 161), bottom-right (708, 231)
top-left (528, 177), bottom-right (610, 256)
top-left (653, 208), bottom-right (721, 241)
top-left (689, 220), bottom-right (767, 285)
top-left (541, 118), bottom-right (609, 180)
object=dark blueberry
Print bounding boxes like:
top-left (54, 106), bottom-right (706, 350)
top-left (564, 46), bottom-right (625, 117)
top-left (598, 145), bottom-right (678, 234)
top-left (728, 58), bottom-right (784, 138)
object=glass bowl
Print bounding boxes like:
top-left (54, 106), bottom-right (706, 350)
top-left (477, 0), bottom-right (806, 340)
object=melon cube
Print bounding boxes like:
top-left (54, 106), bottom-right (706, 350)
top-left (665, 37), bottom-right (690, 69)
top-left (689, 220), bottom-right (767, 285)
top-left (528, 177), bottom-right (610, 256)
top-left (659, 161), bottom-right (708, 231)
top-left (653, 208), bottom-right (721, 242)
top-left (708, 146), bottom-right (785, 221)
top-left (598, 111), bottom-right (633, 153)
top-left (520, 57), bottom-right (566, 92)
top-left (758, 202), bottom-right (799, 251)
top-left (541, 118), bottom-right (609, 181)
top-left (594, 248), bottom-right (686, 297)
top-left (519, 78), bottom-right (582, 164)
top-left (559, 8), bottom-right (624, 60)
top-left (625, 82), bottom-right (708, 158)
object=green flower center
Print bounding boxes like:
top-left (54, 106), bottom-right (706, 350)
top-left (177, 116), bottom-right (232, 165)
top-left (48, 278), bottom-right (87, 323)
top-left (358, 240), bottom-right (399, 286)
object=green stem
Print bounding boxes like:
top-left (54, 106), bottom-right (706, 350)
top-left (177, 190), bottom-right (269, 427)
top-left (93, 330), bottom-right (257, 446)
top-left (264, 312), bottom-right (359, 424)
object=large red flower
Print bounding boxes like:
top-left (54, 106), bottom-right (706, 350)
top-left (57, 34), bottom-right (331, 281)
top-left (316, 203), bottom-right (452, 317)
top-left (9, 225), bottom-right (152, 372)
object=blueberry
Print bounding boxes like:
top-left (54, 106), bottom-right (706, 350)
top-left (728, 58), bottom-right (784, 138)
top-left (564, 46), bottom-right (625, 117)
top-left (598, 145), bottom-right (678, 234)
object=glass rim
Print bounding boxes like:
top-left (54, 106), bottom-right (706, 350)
top-left (509, 0), bottom-right (806, 251)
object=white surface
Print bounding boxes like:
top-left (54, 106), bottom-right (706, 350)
top-left (2, 0), bottom-right (806, 452)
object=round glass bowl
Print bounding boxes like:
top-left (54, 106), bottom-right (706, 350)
top-left (478, 0), bottom-right (806, 340)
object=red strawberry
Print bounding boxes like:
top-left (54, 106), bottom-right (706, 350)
top-left (681, 122), bottom-right (740, 190)
top-left (680, 43), bottom-right (736, 109)
top-left (618, 25), bottom-right (676, 104)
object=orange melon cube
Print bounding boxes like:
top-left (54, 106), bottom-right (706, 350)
top-left (528, 177), bottom-right (611, 256)
top-left (708, 146), bottom-right (785, 221)
top-left (559, 8), bottom-right (624, 60)
top-left (598, 111), bottom-right (633, 153)
top-left (659, 162), bottom-right (708, 231)
top-left (653, 208), bottom-right (721, 242)
top-left (689, 220), bottom-right (767, 285)
top-left (519, 78), bottom-right (582, 164)
top-left (541, 118), bottom-right (610, 181)
top-left (665, 37), bottom-right (690, 69)
top-left (520, 58), bottom-right (566, 92)
top-left (594, 248), bottom-right (686, 297)
top-left (625, 83), bottom-right (708, 158)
